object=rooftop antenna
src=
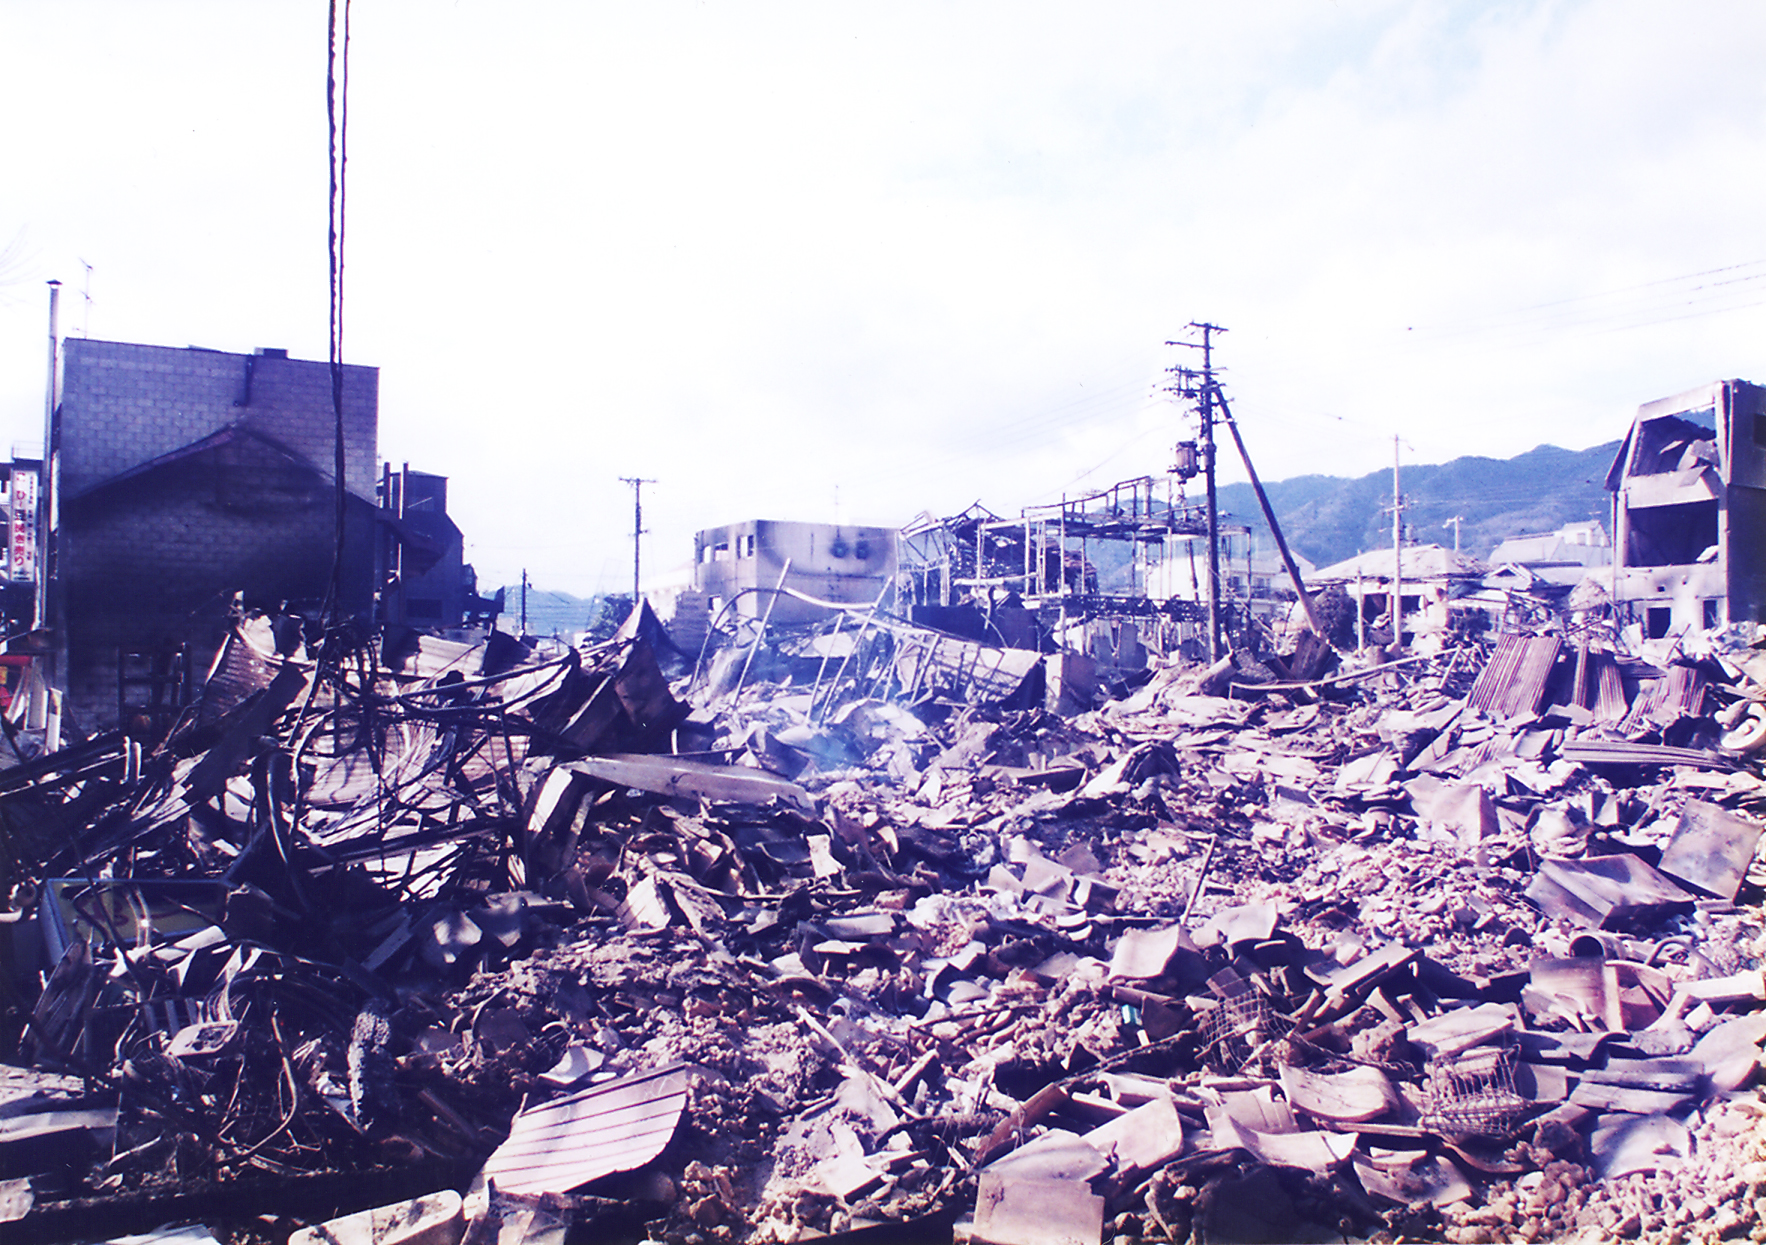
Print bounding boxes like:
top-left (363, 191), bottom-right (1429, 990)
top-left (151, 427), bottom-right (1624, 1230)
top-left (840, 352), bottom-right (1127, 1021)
top-left (77, 259), bottom-right (92, 338)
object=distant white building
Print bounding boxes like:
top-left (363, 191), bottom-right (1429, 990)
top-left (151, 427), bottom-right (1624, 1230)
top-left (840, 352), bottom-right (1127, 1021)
top-left (693, 519), bottom-right (897, 625)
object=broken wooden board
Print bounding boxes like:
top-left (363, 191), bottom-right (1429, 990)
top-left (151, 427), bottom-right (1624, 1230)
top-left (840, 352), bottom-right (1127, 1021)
top-left (1524, 854), bottom-right (1696, 930)
top-left (1657, 800), bottom-right (1763, 901)
top-left (287, 1189), bottom-right (462, 1245)
top-left (1405, 1002), bottom-right (1517, 1061)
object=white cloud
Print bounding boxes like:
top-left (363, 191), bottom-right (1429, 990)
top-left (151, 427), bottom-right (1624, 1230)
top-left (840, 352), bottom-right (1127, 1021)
top-left (0, 0), bottom-right (1761, 594)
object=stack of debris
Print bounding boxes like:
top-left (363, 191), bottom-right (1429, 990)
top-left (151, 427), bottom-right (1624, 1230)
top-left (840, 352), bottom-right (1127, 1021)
top-left (0, 606), bottom-right (1762, 1244)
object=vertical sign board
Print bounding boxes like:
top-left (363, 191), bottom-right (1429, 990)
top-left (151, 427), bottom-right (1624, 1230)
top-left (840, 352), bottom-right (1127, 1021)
top-left (10, 467), bottom-right (36, 584)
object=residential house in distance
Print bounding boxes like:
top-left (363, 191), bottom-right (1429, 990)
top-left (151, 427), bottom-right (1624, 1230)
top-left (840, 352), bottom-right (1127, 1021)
top-left (1605, 379), bottom-right (1766, 637)
top-left (694, 520), bottom-right (897, 625)
top-left (1309, 543), bottom-right (1489, 645)
top-left (1480, 520), bottom-right (1613, 628)
top-left (1487, 519), bottom-right (1612, 583)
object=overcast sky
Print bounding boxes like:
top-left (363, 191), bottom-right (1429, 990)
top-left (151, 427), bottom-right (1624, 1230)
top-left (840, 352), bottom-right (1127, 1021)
top-left (2, 1), bottom-right (1762, 597)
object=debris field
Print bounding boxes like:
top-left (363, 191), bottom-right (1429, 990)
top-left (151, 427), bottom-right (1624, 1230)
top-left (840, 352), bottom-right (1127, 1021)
top-left (2, 604), bottom-right (1764, 1245)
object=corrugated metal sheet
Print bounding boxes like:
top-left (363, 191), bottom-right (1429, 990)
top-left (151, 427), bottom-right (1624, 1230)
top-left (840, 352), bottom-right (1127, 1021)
top-left (1468, 634), bottom-right (1562, 718)
top-left (481, 1063), bottom-right (691, 1196)
top-left (1622, 664), bottom-right (1708, 733)
top-left (1558, 740), bottom-right (1734, 770)
top-left (1592, 654), bottom-right (1629, 723)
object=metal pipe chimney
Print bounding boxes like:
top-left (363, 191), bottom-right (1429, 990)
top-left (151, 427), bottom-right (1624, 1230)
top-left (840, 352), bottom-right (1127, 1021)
top-left (37, 280), bottom-right (60, 631)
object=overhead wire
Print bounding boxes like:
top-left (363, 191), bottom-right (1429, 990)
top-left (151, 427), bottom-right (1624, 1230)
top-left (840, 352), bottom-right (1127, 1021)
top-left (1401, 258), bottom-right (1766, 351)
top-left (322, 0), bottom-right (352, 636)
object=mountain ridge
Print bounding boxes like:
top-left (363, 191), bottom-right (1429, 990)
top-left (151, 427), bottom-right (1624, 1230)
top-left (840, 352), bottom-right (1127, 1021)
top-left (1215, 439), bottom-right (1622, 569)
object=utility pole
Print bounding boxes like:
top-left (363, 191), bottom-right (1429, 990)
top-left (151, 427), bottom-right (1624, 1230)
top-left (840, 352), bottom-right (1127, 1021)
top-left (1443, 515), bottom-right (1463, 553)
top-left (619, 476), bottom-right (655, 604)
top-left (1214, 390), bottom-right (1327, 639)
top-left (520, 569), bottom-right (529, 636)
top-left (1166, 323), bottom-right (1226, 660)
top-left (1389, 436), bottom-right (1404, 653)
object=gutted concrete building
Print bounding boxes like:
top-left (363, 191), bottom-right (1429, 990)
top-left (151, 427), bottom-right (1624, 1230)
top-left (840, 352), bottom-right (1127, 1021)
top-left (1605, 379), bottom-right (1766, 637)
top-left (693, 520), bottom-right (897, 625)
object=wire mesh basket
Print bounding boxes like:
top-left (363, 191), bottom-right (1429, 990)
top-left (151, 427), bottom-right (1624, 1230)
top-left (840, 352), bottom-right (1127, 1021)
top-left (1201, 978), bottom-right (1292, 1073)
top-left (1422, 1039), bottom-right (1527, 1137)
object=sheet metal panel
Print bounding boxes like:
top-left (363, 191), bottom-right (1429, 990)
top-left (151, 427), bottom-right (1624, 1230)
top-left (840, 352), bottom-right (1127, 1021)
top-left (482, 1063), bottom-right (692, 1196)
top-left (1468, 634), bottom-right (1562, 718)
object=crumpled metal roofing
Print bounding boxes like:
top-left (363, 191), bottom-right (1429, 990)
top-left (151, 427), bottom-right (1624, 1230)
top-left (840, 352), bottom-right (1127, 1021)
top-left (481, 1063), bottom-right (693, 1196)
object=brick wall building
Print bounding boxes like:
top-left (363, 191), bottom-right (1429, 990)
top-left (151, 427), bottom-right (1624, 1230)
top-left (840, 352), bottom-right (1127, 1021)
top-left (52, 339), bottom-right (381, 727)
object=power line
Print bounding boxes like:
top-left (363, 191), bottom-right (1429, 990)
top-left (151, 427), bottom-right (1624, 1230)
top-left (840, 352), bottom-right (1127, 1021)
top-left (1403, 259), bottom-right (1766, 350)
top-left (323, 0), bottom-right (351, 634)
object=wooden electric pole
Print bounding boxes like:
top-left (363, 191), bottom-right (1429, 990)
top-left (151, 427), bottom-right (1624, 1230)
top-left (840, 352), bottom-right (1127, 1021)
top-left (1389, 437), bottom-right (1404, 652)
top-left (1167, 323), bottom-right (1226, 660)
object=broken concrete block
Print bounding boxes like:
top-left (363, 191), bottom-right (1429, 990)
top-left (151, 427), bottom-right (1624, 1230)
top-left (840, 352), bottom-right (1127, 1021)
top-left (1106, 925), bottom-right (1193, 980)
top-left (1353, 1152), bottom-right (1473, 1208)
top-left (289, 1190), bottom-right (464, 1245)
top-left (1590, 1113), bottom-right (1690, 1180)
top-left (970, 1171), bottom-right (1105, 1245)
top-left (816, 1151), bottom-right (885, 1202)
top-left (0, 1177), bottom-right (30, 1224)
top-left (1690, 1011), bottom-right (1766, 1092)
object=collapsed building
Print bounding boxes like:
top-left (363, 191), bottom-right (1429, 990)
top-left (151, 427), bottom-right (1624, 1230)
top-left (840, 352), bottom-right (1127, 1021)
top-left (897, 476), bottom-right (1232, 664)
top-left (0, 371), bottom-right (1763, 1245)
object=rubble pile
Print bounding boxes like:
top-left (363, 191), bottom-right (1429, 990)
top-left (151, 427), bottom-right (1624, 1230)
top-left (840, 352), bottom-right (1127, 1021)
top-left (1, 607), bottom-right (1764, 1245)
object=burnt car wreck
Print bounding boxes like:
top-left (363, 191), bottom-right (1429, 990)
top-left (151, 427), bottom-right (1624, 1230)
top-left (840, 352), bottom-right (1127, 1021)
top-left (0, 350), bottom-right (1764, 1245)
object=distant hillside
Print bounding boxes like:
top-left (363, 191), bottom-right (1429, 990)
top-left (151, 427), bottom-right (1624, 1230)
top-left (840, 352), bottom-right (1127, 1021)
top-left (494, 585), bottom-right (608, 638)
top-left (1216, 441), bottom-right (1621, 568)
